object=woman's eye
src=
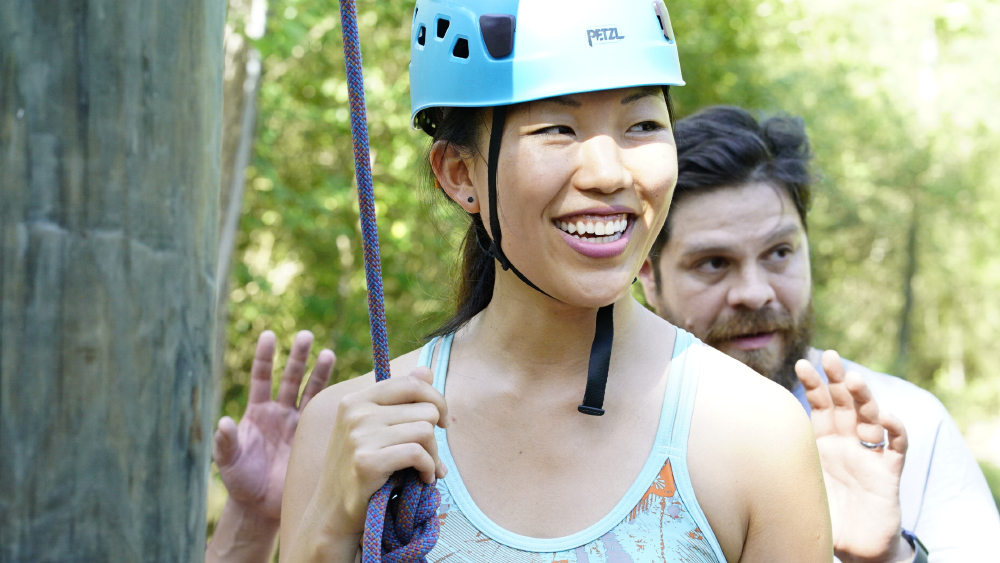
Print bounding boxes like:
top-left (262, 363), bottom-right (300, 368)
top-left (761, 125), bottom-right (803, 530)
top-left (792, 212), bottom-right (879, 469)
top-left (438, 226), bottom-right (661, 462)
top-left (627, 121), bottom-right (664, 133)
top-left (531, 125), bottom-right (575, 136)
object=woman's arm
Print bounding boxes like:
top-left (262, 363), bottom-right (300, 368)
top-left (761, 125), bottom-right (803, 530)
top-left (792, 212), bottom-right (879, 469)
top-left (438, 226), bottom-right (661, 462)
top-left (736, 386), bottom-right (832, 562)
top-left (689, 351), bottom-right (833, 562)
top-left (279, 351), bottom-right (449, 563)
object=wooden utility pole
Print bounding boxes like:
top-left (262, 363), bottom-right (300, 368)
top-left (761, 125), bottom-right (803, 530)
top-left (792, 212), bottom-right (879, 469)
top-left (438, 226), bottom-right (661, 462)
top-left (0, 1), bottom-right (225, 561)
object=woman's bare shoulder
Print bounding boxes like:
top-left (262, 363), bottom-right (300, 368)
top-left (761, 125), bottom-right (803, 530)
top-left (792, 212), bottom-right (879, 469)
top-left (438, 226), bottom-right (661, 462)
top-left (688, 343), bottom-right (812, 479)
top-left (688, 345), bottom-right (826, 560)
top-left (694, 344), bottom-right (810, 431)
top-left (298, 346), bottom-right (428, 434)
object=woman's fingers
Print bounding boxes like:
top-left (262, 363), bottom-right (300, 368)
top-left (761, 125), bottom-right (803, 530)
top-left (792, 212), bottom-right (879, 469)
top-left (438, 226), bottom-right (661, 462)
top-left (299, 349), bottom-right (335, 412)
top-left (880, 410), bottom-right (908, 456)
top-left (845, 370), bottom-right (884, 445)
top-left (248, 331), bottom-right (278, 404)
top-left (331, 365), bottom-right (451, 504)
top-left (376, 420), bottom-right (444, 478)
top-left (379, 401), bottom-right (445, 428)
top-left (278, 330), bottom-right (315, 407)
top-left (360, 368), bottom-right (449, 427)
top-left (364, 443), bottom-right (440, 485)
top-left (212, 416), bottom-right (240, 467)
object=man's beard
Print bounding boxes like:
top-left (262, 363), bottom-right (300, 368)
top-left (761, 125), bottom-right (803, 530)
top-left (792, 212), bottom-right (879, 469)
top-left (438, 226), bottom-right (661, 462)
top-left (692, 304), bottom-right (813, 391)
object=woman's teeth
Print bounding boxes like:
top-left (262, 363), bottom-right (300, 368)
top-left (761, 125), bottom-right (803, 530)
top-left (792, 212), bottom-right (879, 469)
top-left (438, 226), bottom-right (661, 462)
top-left (555, 215), bottom-right (629, 244)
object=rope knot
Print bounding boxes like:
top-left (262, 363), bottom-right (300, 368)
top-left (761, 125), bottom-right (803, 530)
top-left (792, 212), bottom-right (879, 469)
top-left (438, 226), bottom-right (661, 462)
top-left (362, 469), bottom-right (441, 563)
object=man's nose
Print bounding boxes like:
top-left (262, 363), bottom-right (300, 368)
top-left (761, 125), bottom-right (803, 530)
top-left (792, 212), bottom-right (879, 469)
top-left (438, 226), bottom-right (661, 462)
top-left (727, 265), bottom-right (777, 311)
top-left (574, 135), bottom-right (632, 193)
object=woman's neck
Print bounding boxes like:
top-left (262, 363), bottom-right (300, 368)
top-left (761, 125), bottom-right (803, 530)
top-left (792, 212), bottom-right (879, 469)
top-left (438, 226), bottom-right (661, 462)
top-left (460, 267), bottom-right (641, 381)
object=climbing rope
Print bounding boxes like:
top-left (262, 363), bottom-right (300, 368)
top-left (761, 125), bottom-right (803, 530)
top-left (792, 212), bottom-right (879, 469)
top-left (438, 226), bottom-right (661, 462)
top-left (338, 1), bottom-right (440, 561)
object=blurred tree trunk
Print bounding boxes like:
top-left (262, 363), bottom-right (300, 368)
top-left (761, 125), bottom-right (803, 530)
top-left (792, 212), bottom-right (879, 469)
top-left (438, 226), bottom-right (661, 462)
top-left (0, 0), bottom-right (224, 561)
top-left (894, 193), bottom-right (920, 377)
top-left (214, 0), bottom-right (262, 392)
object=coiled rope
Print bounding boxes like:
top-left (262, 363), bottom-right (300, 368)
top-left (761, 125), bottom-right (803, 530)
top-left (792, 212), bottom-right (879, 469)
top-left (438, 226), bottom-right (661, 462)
top-left (337, 1), bottom-right (440, 560)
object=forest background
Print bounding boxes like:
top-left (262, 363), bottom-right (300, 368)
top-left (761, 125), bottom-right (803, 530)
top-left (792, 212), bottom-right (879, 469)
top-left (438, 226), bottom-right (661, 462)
top-left (208, 0), bottom-right (1000, 531)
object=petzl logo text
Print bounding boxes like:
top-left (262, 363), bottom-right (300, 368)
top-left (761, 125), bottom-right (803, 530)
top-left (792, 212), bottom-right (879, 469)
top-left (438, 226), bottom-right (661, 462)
top-left (587, 26), bottom-right (625, 47)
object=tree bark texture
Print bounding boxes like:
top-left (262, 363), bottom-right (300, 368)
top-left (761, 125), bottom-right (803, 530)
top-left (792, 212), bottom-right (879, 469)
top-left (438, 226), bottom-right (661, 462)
top-left (0, 0), bottom-right (225, 561)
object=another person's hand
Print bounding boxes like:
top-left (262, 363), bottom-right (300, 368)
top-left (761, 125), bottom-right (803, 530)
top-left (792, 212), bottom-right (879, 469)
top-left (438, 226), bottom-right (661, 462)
top-left (206, 330), bottom-right (334, 563)
top-left (214, 330), bottom-right (335, 521)
top-left (796, 350), bottom-right (910, 563)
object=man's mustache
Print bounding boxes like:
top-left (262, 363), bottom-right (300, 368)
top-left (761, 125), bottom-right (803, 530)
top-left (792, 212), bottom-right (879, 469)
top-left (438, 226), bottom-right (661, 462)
top-left (702, 308), bottom-right (795, 345)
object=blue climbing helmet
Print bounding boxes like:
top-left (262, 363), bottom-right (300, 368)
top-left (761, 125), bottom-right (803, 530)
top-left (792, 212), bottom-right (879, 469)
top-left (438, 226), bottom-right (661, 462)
top-left (409, 0), bottom-right (684, 417)
top-left (409, 0), bottom-right (683, 125)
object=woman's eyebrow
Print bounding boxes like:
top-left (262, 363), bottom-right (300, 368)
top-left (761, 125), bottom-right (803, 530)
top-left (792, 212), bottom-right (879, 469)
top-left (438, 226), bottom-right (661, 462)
top-left (620, 87), bottom-right (662, 105)
top-left (540, 95), bottom-right (582, 107)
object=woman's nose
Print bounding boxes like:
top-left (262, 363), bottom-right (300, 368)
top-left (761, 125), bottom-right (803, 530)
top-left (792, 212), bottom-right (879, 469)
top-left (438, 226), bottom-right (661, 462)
top-left (574, 135), bottom-right (632, 194)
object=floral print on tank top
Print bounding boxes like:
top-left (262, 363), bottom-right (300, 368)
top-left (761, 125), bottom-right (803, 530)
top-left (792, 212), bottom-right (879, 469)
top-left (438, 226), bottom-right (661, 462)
top-left (427, 460), bottom-right (720, 563)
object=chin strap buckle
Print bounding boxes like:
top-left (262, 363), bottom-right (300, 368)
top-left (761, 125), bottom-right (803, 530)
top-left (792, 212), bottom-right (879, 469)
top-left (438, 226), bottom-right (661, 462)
top-left (578, 304), bottom-right (615, 416)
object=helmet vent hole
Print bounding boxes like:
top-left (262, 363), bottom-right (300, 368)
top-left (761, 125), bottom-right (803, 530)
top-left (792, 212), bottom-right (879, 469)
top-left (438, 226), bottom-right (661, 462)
top-left (417, 25), bottom-right (426, 46)
top-left (452, 37), bottom-right (470, 59)
top-left (436, 18), bottom-right (450, 39)
top-left (479, 14), bottom-right (516, 59)
top-left (652, 1), bottom-right (675, 42)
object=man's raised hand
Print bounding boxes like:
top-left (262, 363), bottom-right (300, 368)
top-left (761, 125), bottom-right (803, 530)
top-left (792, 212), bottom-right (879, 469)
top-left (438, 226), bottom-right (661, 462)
top-left (212, 330), bottom-right (335, 522)
top-left (795, 350), bottom-right (910, 563)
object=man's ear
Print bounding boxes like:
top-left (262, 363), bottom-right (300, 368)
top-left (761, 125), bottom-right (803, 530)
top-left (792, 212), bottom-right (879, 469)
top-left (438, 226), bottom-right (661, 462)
top-left (430, 140), bottom-right (480, 214)
top-left (637, 258), bottom-right (662, 315)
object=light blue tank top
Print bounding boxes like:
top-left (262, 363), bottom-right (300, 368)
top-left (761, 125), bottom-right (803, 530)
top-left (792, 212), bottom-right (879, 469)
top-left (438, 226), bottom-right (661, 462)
top-left (417, 329), bottom-right (727, 562)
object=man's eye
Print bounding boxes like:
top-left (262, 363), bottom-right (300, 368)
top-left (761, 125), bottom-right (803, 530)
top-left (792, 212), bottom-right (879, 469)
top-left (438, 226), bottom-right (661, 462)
top-left (627, 121), bottom-right (664, 133)
top-left (698, 257), bottom-right (728, 272)
top-left (531, 125), bottom-right (575, 136)
top-left (771, 246), bottom-right (793, 260)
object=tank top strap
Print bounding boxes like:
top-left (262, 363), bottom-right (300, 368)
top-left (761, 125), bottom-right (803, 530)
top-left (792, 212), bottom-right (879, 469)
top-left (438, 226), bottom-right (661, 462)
top-left (417, 333), bottom-right (454, 394)
top-left (658, 328), bottom-right (703, 456)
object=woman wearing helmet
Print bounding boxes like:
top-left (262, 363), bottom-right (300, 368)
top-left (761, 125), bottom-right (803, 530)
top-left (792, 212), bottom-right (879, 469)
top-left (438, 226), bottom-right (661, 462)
top-left (281, 1), bottom-right (832, 561)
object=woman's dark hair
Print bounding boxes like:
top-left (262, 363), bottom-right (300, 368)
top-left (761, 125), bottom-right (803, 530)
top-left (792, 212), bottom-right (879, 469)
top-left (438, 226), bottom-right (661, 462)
top-left (425, 88), bottom-right (674, 338)
top-left (648, 106), bottom-right (813, 287)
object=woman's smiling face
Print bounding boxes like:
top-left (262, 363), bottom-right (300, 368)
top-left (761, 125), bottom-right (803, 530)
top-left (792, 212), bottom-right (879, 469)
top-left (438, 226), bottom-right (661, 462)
top-left (468, 86), bottom-right (677, 307)
top-left (431, 87), bottom-right (677, 307)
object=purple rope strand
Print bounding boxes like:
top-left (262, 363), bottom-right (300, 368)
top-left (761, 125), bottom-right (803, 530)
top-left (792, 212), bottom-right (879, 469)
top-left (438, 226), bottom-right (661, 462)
top-left (338, 1), bottom-right (440, 561)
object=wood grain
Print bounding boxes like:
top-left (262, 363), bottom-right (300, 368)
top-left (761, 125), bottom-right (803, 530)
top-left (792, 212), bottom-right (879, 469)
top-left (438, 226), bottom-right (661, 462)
top-left (0, 0), bottom-right (225, 560)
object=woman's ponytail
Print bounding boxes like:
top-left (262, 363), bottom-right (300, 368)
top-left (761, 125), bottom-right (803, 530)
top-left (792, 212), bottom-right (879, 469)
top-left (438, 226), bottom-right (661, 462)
top-left (420, 106), bottom-right (496, 337)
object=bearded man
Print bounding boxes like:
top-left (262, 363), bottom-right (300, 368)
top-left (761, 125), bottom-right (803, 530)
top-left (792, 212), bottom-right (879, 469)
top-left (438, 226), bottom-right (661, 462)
top-left (638, 106), bottom-right (999, 563)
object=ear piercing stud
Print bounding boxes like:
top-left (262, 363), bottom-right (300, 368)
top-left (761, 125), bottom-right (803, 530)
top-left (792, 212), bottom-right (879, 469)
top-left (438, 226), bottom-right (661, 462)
top-left (468, 197), bottom-right (474, 203)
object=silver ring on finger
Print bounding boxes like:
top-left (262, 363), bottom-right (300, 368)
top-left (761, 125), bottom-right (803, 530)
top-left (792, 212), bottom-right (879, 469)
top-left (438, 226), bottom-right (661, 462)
top-left (860, 438), bottom-right (886, 450)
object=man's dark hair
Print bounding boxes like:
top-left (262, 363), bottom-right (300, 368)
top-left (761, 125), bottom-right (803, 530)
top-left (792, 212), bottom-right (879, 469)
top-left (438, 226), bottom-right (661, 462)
top-left (650, 106), bottom-right (813, 287)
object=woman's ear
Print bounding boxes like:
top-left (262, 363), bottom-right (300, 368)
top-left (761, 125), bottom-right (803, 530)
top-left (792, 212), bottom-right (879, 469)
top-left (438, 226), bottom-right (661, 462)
top-left (430, 140), bottom-right (481, 214)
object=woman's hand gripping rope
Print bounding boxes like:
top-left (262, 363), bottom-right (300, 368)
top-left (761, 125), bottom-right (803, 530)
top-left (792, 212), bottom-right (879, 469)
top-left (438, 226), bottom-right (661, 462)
top-left (305, 368), bottom-right (448, 559)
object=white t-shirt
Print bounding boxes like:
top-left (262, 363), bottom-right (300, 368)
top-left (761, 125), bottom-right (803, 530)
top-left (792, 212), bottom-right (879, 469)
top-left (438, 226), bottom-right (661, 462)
top-left (792, 348), bottom-right (1000, 562)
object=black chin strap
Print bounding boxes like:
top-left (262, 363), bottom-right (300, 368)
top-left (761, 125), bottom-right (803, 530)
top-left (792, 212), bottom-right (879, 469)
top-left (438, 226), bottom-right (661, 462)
top-left (484, 105), bottom-right (615, 416)
top-left (578, 304), bottom-right (615, 416)
top-left (486, 107), bottom-right (553, 298)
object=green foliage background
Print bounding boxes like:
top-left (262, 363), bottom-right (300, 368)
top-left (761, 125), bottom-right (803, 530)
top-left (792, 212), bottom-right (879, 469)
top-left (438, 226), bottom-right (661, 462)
top-left (210, 0), bottom-right (1000, 523)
